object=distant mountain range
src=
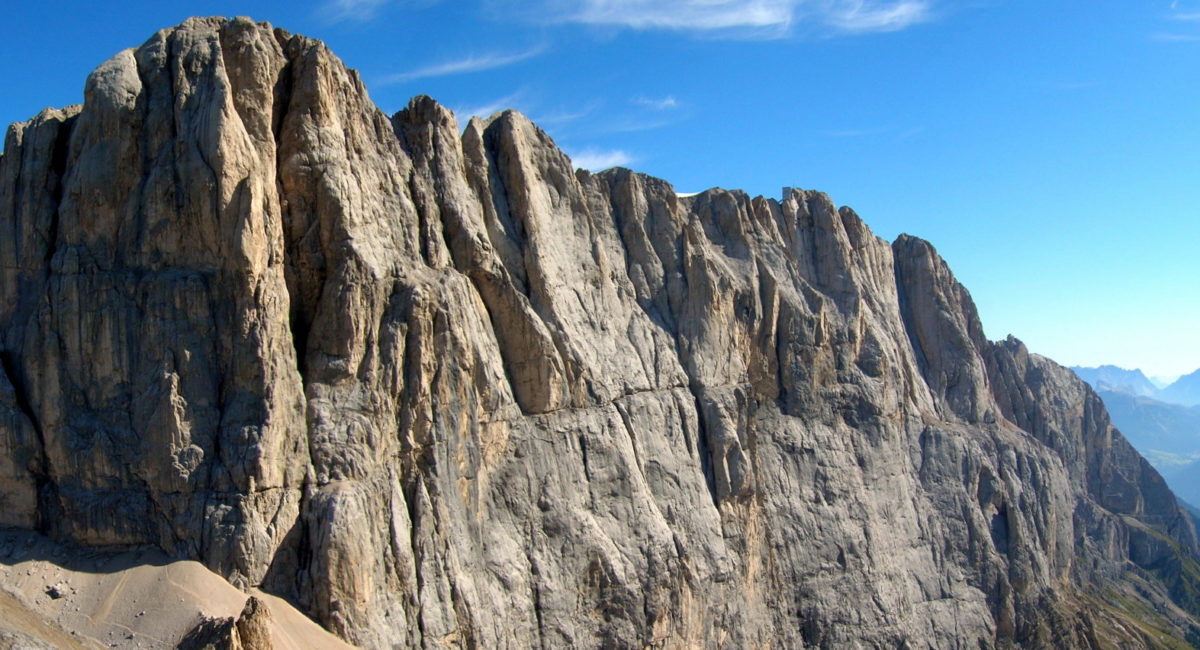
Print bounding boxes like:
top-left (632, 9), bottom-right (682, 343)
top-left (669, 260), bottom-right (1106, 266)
top-left (1071, 365), bottom-right (1200, 407)
top-left (1161, 369), bottom-right (1200, 407)
top-left (1072, 365), bottom-right (1200, 507)
top-left (1070, 364), bottom-right (1160, 397)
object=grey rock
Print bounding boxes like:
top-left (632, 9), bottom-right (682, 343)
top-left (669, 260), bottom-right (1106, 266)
top-left (1, 15), bottom-right (1199, 649)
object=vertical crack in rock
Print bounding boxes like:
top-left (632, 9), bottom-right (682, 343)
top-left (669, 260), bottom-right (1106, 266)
top-left (0, 350), bottom-right (51, 532)
top-left (43, 114), bottom-right (73, 265)
top-left (689, 388), bottom-right (721, 509)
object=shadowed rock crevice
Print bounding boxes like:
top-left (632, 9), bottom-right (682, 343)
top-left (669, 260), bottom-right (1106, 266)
top-left (0, 351), bottom-right (51, 533)
top-left (43, 113), bottom-right (74, 267)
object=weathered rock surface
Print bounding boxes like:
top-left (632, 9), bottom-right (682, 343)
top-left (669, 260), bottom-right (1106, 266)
top-left (1094, 388), bottom-right (1200, 508)
top-left (180, 596), bottom-right (277, 650)
top-left (2, 16), bottom-right (1200, 648)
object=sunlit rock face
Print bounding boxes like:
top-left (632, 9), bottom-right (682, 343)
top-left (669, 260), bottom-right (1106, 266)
top-left (2, 16), bottom-right (1199, 648)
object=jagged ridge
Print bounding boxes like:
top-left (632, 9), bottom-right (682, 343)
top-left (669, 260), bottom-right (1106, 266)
top-left (1, 16), bottom-right (1199, 648)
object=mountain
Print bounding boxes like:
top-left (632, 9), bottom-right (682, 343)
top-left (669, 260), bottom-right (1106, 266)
top-left (1098, 389), bottom-right (1200, 506)
top-left (2, 16), bottom-right (1200, 648)
top-left (1072, 364), bottom-right (1161, 397)
top-left (1076, 364), bottom-right (1200, 409)
top-left (1163, 369), bottom-right (1200, 407)
top-left (1152, 374), bottom-right (1182, 390)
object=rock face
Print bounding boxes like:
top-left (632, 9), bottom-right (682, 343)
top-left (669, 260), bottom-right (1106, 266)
top-left (1092, 389), bottom-right (1200, 509)
top-left (2, 16), bottom-right (1200, 648)
top-left (181, 596), bottom-right (277, 650)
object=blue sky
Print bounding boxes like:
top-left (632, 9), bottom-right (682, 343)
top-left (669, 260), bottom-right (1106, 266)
top-left (2, 1), bottom-right (1198, 377)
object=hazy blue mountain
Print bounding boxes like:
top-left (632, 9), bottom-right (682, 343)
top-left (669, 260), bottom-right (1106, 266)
top-left (1161, 368), bottom-right (1200, 407)
top-left (1071, 365), bottom-right (1160, 397)
top-left (1150, 374), bottom-right (1181, 390)
top-left (1098, 388), bottom-right (1200, 505)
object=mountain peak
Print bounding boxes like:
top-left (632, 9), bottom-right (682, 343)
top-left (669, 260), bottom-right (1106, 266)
top-left (1071, 364), bottom-right (1159, 398)
top-left (1161, 368), bottom-right (1200, 407)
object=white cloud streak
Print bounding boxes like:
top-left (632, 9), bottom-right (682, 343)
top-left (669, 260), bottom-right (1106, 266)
top-left (328, 0), bottom-right (931, 34)
top-left (1157, 3), bottom-right (1200, 40)
top-left (633, 95), bottom-right (680, 110)
top-left (568, 148), bottom-right (636, 170)
top-left (895, 125), bottom-right (925, 141)
top-left (820, 124), bottom-right (925, 140)
top-left (570, 0), bottom-right (795, 31)
top-left (1151, 32), bottom-right (1200, 41)
top-left (531, 104), bottom-right (598, 125)
top-left (1156, 3), bottom-right (1200, 41)
top-left (1170, 0), bottom-right (1200, 20)
top-left (823, 0), bottom-right (930, 33)
top-left (320, 0), bottom-right (389, 23)
top-left (536, 0), bottom-right (931, 36)
top-left (604, 118), bottom-right (678, 133)
top-left (380, 46), bottom-right (546, 84)
top-left (451, 92), bottom-right (526, 121)
top-left (823, 127), bottom-right (887, 137)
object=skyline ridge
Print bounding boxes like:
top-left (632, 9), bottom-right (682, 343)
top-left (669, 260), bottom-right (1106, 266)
top-left (2, 2), bottom-right (1198, 377)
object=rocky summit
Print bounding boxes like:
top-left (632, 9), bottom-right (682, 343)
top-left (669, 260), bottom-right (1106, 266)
top-left (2, 16), bottom-right (1199, 649)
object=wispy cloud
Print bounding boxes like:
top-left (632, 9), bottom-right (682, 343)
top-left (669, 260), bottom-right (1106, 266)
top-left (525, 0), bottom-right (933, 37)
top-left (568, 148), bottom-right (636, 170)
top-left (821, 124), bottom-right (925, 141)
top-left (531, 104), bottom-right (599, 126)
top-left (320, 0), bottom-right (447, 23)
top-left (451, 92), bottom-right (526, 121)
top-left (320, 0), bottom-right (389, 23)
top-left (1156, 3), bottom-right (1200, 40)
top-left (823, 0), bottom-right (931, 33)
top-left (569, 0), bottom-right (794, 32)
top-left (823, 127), bottom-right (888, 138)
top-left (334, 0), bottom-right (932, 35)
top-left (1170, 0), bottom-right (1200, 19)
top-left (633, 95), bottom-right (681, 110)
top-left (380, 45), bottom-right (546, 84)
top-left (603, 118), bottom-right (679, 133)
top-left (1151, 32), bottom-right (1200, 41)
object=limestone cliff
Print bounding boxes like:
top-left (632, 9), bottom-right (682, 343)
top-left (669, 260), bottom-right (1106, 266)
top-left (2, 16), bottom-right (1199, 649)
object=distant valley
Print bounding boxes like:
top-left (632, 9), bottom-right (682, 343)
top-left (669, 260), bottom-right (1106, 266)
top-left (1073, 365), bottom-right (1200, 506)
